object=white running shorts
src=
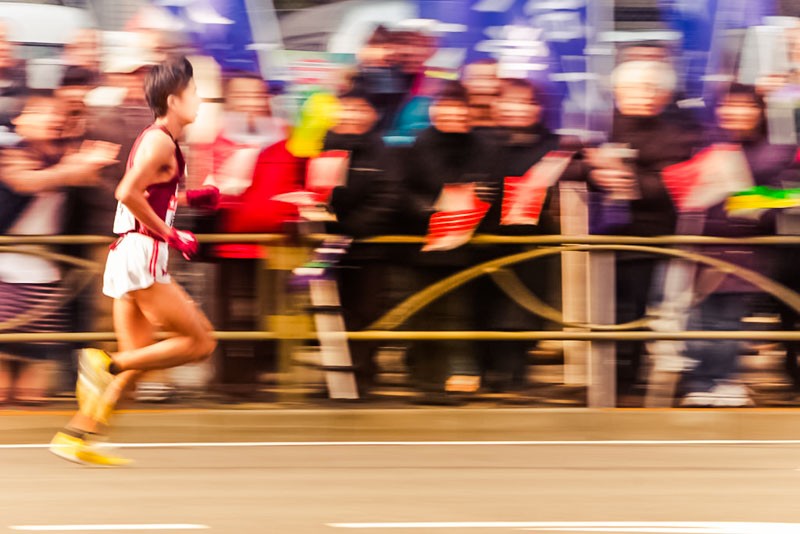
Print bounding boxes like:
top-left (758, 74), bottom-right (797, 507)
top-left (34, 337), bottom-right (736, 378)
top-left (103, 232), bottom-right (171, 299)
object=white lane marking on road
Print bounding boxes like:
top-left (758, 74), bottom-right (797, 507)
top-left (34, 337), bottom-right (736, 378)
top-left (10, 525), bottom-right (208, 531)
top-left (326, 521), bottom-right (800, 533)
top-left (6, 439), bottom-right (800, 450)
top-left (4, 439), bottom-right (800, 450)
top-left (520, 529), bottom-right (712, 533)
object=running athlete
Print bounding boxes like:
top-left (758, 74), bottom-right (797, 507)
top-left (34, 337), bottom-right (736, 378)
top-left (50, 57), bottom-right (220, 466)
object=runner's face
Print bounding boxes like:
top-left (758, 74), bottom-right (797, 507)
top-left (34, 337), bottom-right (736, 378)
top-left (172, 78), bottom-right (200, 125)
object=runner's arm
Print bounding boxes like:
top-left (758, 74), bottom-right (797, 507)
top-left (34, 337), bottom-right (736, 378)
top-left (115, 131), bottom-right (177, 239)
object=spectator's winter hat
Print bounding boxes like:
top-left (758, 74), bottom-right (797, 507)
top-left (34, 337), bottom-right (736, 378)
top-left (337, 83), bottom-right (375, 106)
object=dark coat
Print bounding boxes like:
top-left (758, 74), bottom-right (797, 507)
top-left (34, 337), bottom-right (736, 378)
top-left (398, 126), bottom-right (500, 266)
top-left (323, 130), bottom-right (400, 238)
top-left (598, 111), bottom-right (704, 236)
top-left (400, 127), bottom-right (499, 234)
top-left (477, 124), bottom-right (561, 235)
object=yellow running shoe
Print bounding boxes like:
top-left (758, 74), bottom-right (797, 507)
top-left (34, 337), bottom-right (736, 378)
top-left (75, 441), bottom-right (132, 467)
top-left (77, 348), bottom-right (114, 416)
top-left (49, 431), bottom-right (87, 465)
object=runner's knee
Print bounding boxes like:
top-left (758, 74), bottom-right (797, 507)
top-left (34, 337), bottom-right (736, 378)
top-left (188, 330), bottom-right (216, 361)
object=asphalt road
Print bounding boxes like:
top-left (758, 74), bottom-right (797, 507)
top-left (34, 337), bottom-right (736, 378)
top-left (2, 441), bottom-right (800, 533)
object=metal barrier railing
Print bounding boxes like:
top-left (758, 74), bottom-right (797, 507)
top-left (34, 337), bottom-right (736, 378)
top-left (2, 232), bottom-right (800, 406)
top-left (5, 233), bottom-right (800, 245)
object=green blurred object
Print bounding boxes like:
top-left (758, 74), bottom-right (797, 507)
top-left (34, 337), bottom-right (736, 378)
top-left (726, 185), bottom-right (800, 215)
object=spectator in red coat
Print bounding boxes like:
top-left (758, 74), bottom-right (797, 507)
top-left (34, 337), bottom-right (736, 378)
top-left (206, 72), bottom-right (305, 398)
top-left (209, 71), bottom-right (303, 259)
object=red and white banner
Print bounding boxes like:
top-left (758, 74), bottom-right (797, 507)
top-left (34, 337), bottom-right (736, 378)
top-left (661, 144), bottom-right (753, 212)
top-left (306, 150), bottom-right (350, 203)
top-left (501, 151), bottom-right (574, 226)
top-left (205, 136), bottom-right (263, 197)
top-left (423, 183), bottom-right (490, 252)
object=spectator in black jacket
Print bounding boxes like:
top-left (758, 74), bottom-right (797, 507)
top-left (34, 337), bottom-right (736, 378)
top-left (475, 79), bottom-right (561, 396)
top-left (322, 88), bottom-right (400, 394)
top-left (587, 60), bottom-right (701, 237)
top-left (584, 59), bottom-right (703, 400)
top-left (400, 81), bottom-right (498, 401)
top-left (324, 88), bottom-right (398, 237)
top-left (680, 84), bottom-right (797, 407)
top-left (480, 79), bottom-right (561, 235)
top-left (402, 81), bottom-right (497, 234)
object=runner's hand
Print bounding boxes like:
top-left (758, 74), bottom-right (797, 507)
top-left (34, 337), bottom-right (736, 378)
top-left (186, 185), bottom-right (220, 210)
top-left (167, 228), bottom-right (199, 260)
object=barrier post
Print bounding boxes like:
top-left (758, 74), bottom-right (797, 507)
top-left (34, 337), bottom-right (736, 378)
top-left (559, 182), bottom-right (590, 386)
top-left (263, 240), bottom-right (313, 402)
top-left (588, 251), bottom-right (617, 407)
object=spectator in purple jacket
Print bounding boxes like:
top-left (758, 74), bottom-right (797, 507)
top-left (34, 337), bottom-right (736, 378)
top-left (679, 83), bottom-right (797, 407)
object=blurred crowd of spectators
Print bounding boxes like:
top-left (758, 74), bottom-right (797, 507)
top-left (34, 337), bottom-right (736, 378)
top-left (3, 18), bottom-right (800, 408)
